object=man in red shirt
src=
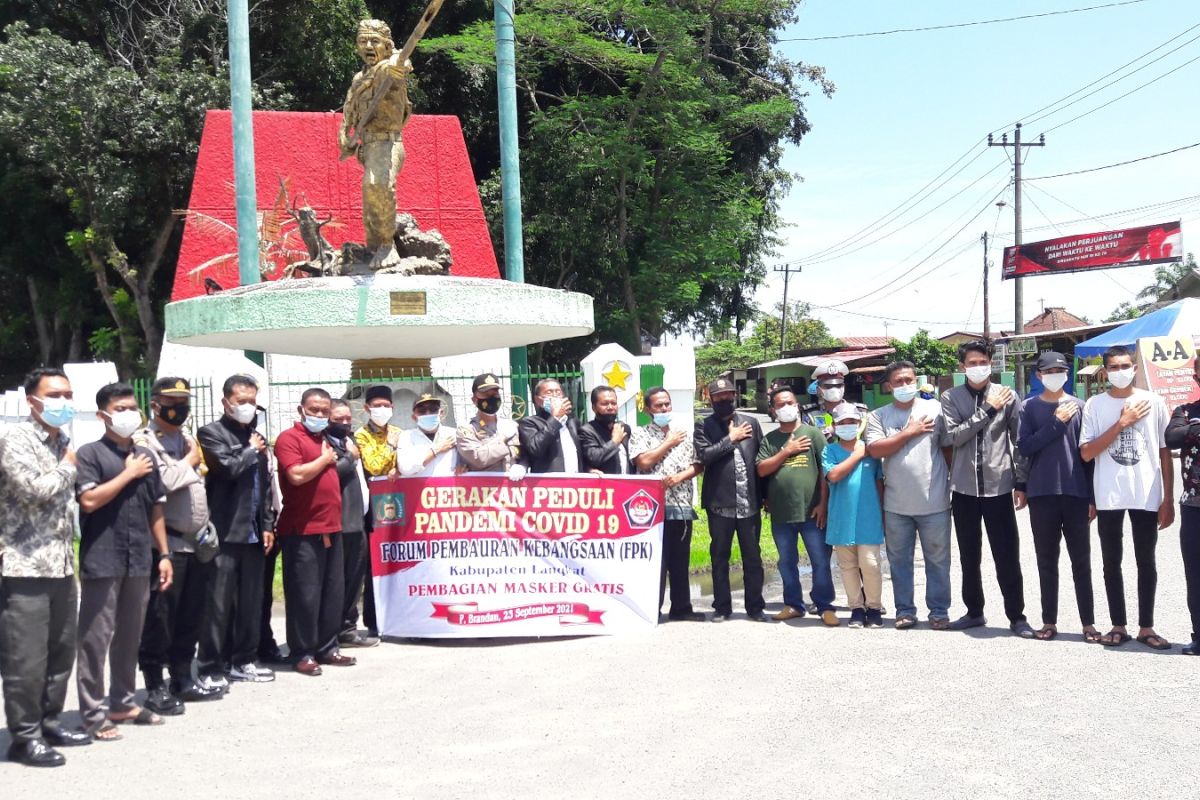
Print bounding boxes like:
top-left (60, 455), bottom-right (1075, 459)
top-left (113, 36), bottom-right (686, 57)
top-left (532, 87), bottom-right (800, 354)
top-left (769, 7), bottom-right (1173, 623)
top-left (273, 388), bottom-right (355, 676)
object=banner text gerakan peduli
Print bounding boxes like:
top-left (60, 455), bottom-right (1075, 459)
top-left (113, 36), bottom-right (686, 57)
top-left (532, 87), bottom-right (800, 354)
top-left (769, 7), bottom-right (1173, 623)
top-left (368, 474), bottom-right (665, 637)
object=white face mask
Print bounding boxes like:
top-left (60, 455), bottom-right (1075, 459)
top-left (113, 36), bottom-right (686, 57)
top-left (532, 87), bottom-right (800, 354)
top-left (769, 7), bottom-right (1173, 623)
top-left (834, 424), bottom-right (859, 441)
top-left (1041, 373), bottom-right (1069, 392)
top-left (369, 406), bottom-right (393, 427)
top-left (965, 365), bottom-right (992, 384)
top-left (820, 386), bottom-right (844, 403)
top-left (230, 402), bottom-right (257, 425)
top-left (892, 384), bottom-right (919, 403)
top-left (775, 404), bottom-right (799, 423)
top-left (1108, 367), bottom-right (1135, 389)
top-left (106, 409), bottom-right (142, 438)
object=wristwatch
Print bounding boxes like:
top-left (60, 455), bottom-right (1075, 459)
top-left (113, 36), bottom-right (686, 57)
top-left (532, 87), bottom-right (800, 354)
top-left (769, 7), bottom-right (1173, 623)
top-left (157, 552), bottom-right (172, 562)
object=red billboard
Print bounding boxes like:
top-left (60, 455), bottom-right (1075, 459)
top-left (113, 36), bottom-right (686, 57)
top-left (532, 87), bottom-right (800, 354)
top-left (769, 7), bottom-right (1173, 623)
top-left (1002, 221), bottom-right (1181, 280)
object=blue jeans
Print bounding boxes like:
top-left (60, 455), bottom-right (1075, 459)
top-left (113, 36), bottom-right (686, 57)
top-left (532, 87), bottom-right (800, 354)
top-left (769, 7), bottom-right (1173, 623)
top-left (884, 510), bottom-right (952, 621)
top-left (771, 520), bottom-right (835, 612)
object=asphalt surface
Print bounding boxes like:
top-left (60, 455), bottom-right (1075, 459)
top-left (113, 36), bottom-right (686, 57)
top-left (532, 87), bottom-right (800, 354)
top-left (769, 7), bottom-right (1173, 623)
top-left (4, 478), bottom-right (1199, 798)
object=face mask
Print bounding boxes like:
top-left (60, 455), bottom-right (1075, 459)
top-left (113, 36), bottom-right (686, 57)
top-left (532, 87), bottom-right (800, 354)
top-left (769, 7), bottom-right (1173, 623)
top-left (417, 414), bottom-right (440, 432)
top-left (835, 424), bottom-right (860, 441)
top-left (820, 386), bottom-right (844, 403)
top-left (106, 409), bottom-right (142, 438)
top-left (652, 412), bottom-right (672, 427)
top-left (542, 398), bottom-right (556, 415)
top-left (595, 412), bottom-right (617, 425)
top-left (231, 402), bottom-right (257, 425)
top-left (1108, 367), bottom-right (1135, 389)
top-left (965, 365), bottom-right (992, 384)
top-left (475, 396), bottom-right (502, 415)
top-left (775, 404), bottom-right (800, 423)
top-left (303, 415), bottom-right (329, 434)
top-left (1041, 373), bottom-right (1069, 392)
top-left (36, 396), bottom-right (75, 429)
top-left (892, 384), bottom-right (919, 403)
top-left (369, 406), bottom-right (393, 427)
top-left (327, 422), bottom-right (351, 438)
top-left (157, 403), bottom-right (190, 426)
top-left (712, 399), bottom-right (735, 419)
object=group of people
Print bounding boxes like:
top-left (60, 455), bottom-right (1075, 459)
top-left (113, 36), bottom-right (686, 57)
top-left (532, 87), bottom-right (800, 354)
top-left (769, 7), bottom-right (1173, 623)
top-left (3, 343), bottom-right (1200, 768)
top-left (699, 343), bottom-right (1200, 662)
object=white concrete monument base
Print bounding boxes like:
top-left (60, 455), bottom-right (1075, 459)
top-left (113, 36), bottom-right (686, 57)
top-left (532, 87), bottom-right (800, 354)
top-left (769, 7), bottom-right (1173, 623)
top-left (164, 275), bottom-right (595, 360)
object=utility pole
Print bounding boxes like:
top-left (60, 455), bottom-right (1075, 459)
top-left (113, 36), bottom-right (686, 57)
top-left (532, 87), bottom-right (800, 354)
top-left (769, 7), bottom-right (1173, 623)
top-left (989, 122), bottom-right (1044, 394)
top-left (774, 264), bottom-right (802, 359)
top-left (981, 231), bottom-right (990, 343)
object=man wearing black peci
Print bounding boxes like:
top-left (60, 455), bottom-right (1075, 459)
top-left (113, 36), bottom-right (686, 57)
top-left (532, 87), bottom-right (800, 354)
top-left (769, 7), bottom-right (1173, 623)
top-left (579, 386), bottom-right (633, 475)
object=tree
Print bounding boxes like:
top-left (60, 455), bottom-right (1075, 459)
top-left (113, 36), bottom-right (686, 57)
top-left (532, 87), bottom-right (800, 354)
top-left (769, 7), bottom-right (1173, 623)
top-left (1103, 253), bottom-right (1197, 323)
top-left (747, 301), bottom-right (839, 356)
top-left (889, 329), bottom-right (958, 378)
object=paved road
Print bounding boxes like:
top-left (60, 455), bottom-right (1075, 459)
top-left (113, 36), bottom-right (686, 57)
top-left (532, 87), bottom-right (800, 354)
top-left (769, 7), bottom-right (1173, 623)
top-left (5, 483), bottom-right (1199, 798)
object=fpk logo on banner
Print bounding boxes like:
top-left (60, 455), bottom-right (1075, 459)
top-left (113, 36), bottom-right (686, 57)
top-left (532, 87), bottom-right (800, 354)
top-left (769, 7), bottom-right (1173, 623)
top-left (623, 489), bottom-right (659, 528)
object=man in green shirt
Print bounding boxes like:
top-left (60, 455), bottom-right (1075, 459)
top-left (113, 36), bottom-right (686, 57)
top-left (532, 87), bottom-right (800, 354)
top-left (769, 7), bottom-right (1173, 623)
top-left (756, 389), bottom-right (835, 624)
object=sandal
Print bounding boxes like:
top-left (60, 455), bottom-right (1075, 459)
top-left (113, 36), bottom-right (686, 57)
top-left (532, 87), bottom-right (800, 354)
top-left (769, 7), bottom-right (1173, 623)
top-left (1136, 633), bottom-right (1171, 651)
top-left (92, 720), bottom-right (123, 742)
top-left (1083, 629), bottom-right (1103, 644)
top-left (1100, 630), bottom-right (1131, 647)
top-left (929, 618), bottom-right (951, 631)
top-left (1034, 625), bottom-right (1057, 641)
top-left (895, 616), bottom-right (916, 630)
top-left (110, 707), bottom-right (165, 726)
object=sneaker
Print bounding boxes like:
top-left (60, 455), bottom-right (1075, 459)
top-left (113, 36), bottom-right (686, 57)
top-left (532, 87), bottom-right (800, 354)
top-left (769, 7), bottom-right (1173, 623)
top-left (865, 608), bottom-right (884, 628)
top-left (710, 613), bottom-right (732, 623)
top-left (229, 663), bottom-right (275, 683)
top-left (772, 605), bottom-right (805, 621)
top-left (145, 685), bottom-right (184, 716)
top-left (199, 673), bottom-right (230, 694)
top-left (338, 630), bottom-right (381, 648)
top-left (848, 609), bottom-right (866, 629)
top-left (821, 609), bottom-right (840, 627)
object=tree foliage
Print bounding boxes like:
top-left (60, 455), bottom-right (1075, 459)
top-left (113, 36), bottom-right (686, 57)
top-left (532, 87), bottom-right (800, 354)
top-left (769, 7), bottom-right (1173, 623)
top-left (695, 301), bottom-right (836, 385)
top-left (888, 329), bottom-right (958, 378)
top-left (1103, 253), bottom-right (1197, 323)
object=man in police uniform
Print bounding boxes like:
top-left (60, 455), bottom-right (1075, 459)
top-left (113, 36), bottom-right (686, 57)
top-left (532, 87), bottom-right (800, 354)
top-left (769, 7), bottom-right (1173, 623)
top-left (455, 374), bottom-right (522, 476)
top-left (801, 359), bottom-right (869, 443)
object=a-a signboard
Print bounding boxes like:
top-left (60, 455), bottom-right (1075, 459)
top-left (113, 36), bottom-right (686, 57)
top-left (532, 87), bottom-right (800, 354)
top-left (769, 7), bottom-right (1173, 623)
top-left (1002, 221), bottom-right (1182, 280)
top-left (1136, 334), bottom-right (1200, 409)
top-left (369, 474), bottom-right (664, 638)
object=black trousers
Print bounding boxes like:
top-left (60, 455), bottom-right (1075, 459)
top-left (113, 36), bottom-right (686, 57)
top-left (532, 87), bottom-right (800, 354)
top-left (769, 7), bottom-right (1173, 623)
top-left (198, 540), bottom-right (265, 675)
top-left (282, 534), bottom-right (345, 660)
top-left (0, 576), bottom-right (76, 743)
top-left (658, 519), bottom-right (694, 615)
top-left (1096, 509), bottom-right (1158, 628)
top-left (706, 512), bottom-right (764, 616)
top-left (951, 491), bottom-right (1026, 622)
top-left (362, 515), bottom-right (377, 635)
top-left (259, 539), bottom-right (280, 658)
top-left (1027, 495), bottom-right (1094, 626)
top-left (341, 528), bottom-right (369, 634)
top-left (1182, 505), bottom-right (1200, 637)
top-left (139, 549), bottom-right (211, 678)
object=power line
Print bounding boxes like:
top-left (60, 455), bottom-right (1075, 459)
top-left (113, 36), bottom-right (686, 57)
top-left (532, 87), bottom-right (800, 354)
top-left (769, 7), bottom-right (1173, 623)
top-left (779, 0), bottom-right (1148, 42)
top-left (808, 302), bottom-right (1016, 326)
top-left (1039, 51), bottom-right (1200, 135)
top-left (1027, 141), bottom-right (1200, 180)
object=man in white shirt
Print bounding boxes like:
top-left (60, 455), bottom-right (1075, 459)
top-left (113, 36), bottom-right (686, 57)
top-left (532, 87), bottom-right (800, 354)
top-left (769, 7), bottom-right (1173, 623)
top-left (395, 392), bottom-right (458, 478)
top-left (1080, 345), bottom-right (1174, 650)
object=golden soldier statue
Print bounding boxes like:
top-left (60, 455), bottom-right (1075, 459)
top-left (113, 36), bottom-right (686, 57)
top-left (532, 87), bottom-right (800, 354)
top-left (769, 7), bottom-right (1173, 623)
top-left (339, 5), bottom-right (442, 270)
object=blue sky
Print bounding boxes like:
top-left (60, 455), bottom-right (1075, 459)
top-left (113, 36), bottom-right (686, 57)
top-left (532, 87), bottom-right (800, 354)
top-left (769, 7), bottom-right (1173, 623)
top-left (762, 0), bottom-right (1200, 341)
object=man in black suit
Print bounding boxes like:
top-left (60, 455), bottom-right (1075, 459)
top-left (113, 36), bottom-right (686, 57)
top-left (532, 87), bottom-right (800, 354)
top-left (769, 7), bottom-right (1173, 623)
top-left (580, 387), bottom-right (632, 474)
top-left (518, 379), bottom-right (583, 473)
top-left (195, 374), bottom-right (277, 690)
top-left (694, 377), bottom-right (770, 622)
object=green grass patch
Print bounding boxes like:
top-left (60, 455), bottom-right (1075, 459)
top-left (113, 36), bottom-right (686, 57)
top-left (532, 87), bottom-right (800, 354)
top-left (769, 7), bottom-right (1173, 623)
top-left (688, 511), bottom-right (786, 574)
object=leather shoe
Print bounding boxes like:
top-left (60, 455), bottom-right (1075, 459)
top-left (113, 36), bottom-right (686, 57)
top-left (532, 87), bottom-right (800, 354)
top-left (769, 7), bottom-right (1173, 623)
top-left (949, 614), bottom-right (987, 631)
top-left (747, 612), bottom-right (776, 623)
top-left (42, 727), bottom-right (92, 748)
top-left (1183, 638), bottom-right (1200, 656)
top-left (145, 685), bottom-right (185, 716)
top-left (667, 611), bottom-right (707, 622)
top-left (317, 652), bottom-right (357, 667)
top-left (294, 656), bottom-right (323, 676)
top-left (6, 738), bottom-right (65, 767)
top-left (171, 677), bottom-right (223, 702)
top-left (258, 645), bottom-right (290, 666)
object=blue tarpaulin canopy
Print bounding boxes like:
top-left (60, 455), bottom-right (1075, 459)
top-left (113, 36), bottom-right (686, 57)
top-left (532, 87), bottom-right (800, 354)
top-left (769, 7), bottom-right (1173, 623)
top-left (1075, 298), bottom-right (1200, 359)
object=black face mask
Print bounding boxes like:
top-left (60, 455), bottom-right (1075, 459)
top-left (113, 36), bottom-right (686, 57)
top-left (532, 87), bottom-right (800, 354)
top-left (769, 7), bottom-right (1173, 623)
top-left (158, 403), bottom-right (190, 426)
top-left (712, 399), bottom-right (735, 419)
top-left (475, 396), bottom-right (502, 415)
top-left (327, 422), bottom-right (351, 439)
top-left (595, 412), bottom-right (617, 425)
